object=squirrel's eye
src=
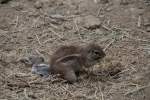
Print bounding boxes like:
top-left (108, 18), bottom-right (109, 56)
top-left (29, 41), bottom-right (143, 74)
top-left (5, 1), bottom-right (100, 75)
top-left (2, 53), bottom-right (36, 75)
top-left (94, 51), bottom-right (99, 55)
top-left (92, 50), bottom-right (99, 55)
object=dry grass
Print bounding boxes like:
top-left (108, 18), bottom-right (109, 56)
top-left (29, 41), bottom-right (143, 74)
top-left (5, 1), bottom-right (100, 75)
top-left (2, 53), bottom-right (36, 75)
top-left (0, 0), bottom-right (150, 100)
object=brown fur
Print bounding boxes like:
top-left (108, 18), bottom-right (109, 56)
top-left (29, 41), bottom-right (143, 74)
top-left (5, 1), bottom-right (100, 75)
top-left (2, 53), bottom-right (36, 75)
top-left (49, 43), bottom-right (106, 83)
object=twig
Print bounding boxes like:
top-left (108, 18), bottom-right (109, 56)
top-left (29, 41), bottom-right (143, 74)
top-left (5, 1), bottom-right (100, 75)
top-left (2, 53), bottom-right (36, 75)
top-left (24, 88), bottom-right (29, 99)
top-left (102, 25), bottom-right (113, 32)
top-left (124, 84), bottom-right (150, 95)
top-left (97, 6), bottom-right (102, 17)
top-left (49, 14), bottom-right (66, 21)
top-left (61, 86), bottom-right (74, 96)
top-left (35, 49), bottom-right (43, 57)
top-left (73, 19), bottom-right (79, 32)
top-left (35, 33), bottom-right (42, 45)
top-left (94, 88), bottom-right (98, 99)
top-left (14, 73), bottom-right (31, 77)
top-left (98, 83), bottom-right (104, 100)
top-left (125, 34), bottom-right (149, 42)
top-left (137, 15), bottom-right (141, 27)
top-left (103, 39), bottom-right (115, 51)
top-left (43, 38), bottom-right (53, 44)
top-left (40, 32), bottom-right (48, 39)
top-left (110, 68), bottom-right (130, 79)
top-left (48, 28), bottom-right (63, 39)
top-left (15, 16), bottom-right (19, 28)
top-left (130, 65), bottom-right (137, 72)
top-left (50, 23), bottom-right (59, 29)
top-left (66, 14), bottom-right (86, 19)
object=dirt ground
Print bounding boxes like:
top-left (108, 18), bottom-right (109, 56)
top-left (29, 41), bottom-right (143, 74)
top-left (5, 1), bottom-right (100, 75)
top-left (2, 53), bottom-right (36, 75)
top-left (0, 0), bottom-right (150, 100)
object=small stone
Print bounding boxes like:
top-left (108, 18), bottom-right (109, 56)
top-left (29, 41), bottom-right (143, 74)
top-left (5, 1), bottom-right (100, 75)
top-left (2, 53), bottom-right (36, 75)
top-left (0, 0), bottom-right (11, 4)
top-left (34, 1), bottom-right (43, 9)
top-left (101, 0), bottom-right (109, 4)
top-left (144, 18), bottom-right (150, 26)
top-left (83, 15), bottom-right (101, 29)
top-left (144, 0), bottom-right (150, 6)
top-left (120, 0), bottom-right (129, 5)
top-left (106, 6), bottom-right (114, 12)
top-left (146, 26), bottom-right (150, 32)
top-left (27, 36), bottom-right (33, 39)
top-left (6, 50), bottom-right (17, 63)
top-left (143, 14), bottom-right (150, 26)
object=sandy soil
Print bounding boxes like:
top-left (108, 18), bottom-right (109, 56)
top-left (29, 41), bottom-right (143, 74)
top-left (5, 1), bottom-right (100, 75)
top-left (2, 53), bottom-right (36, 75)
top-left (0, 0), bottom-right (150, 100)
